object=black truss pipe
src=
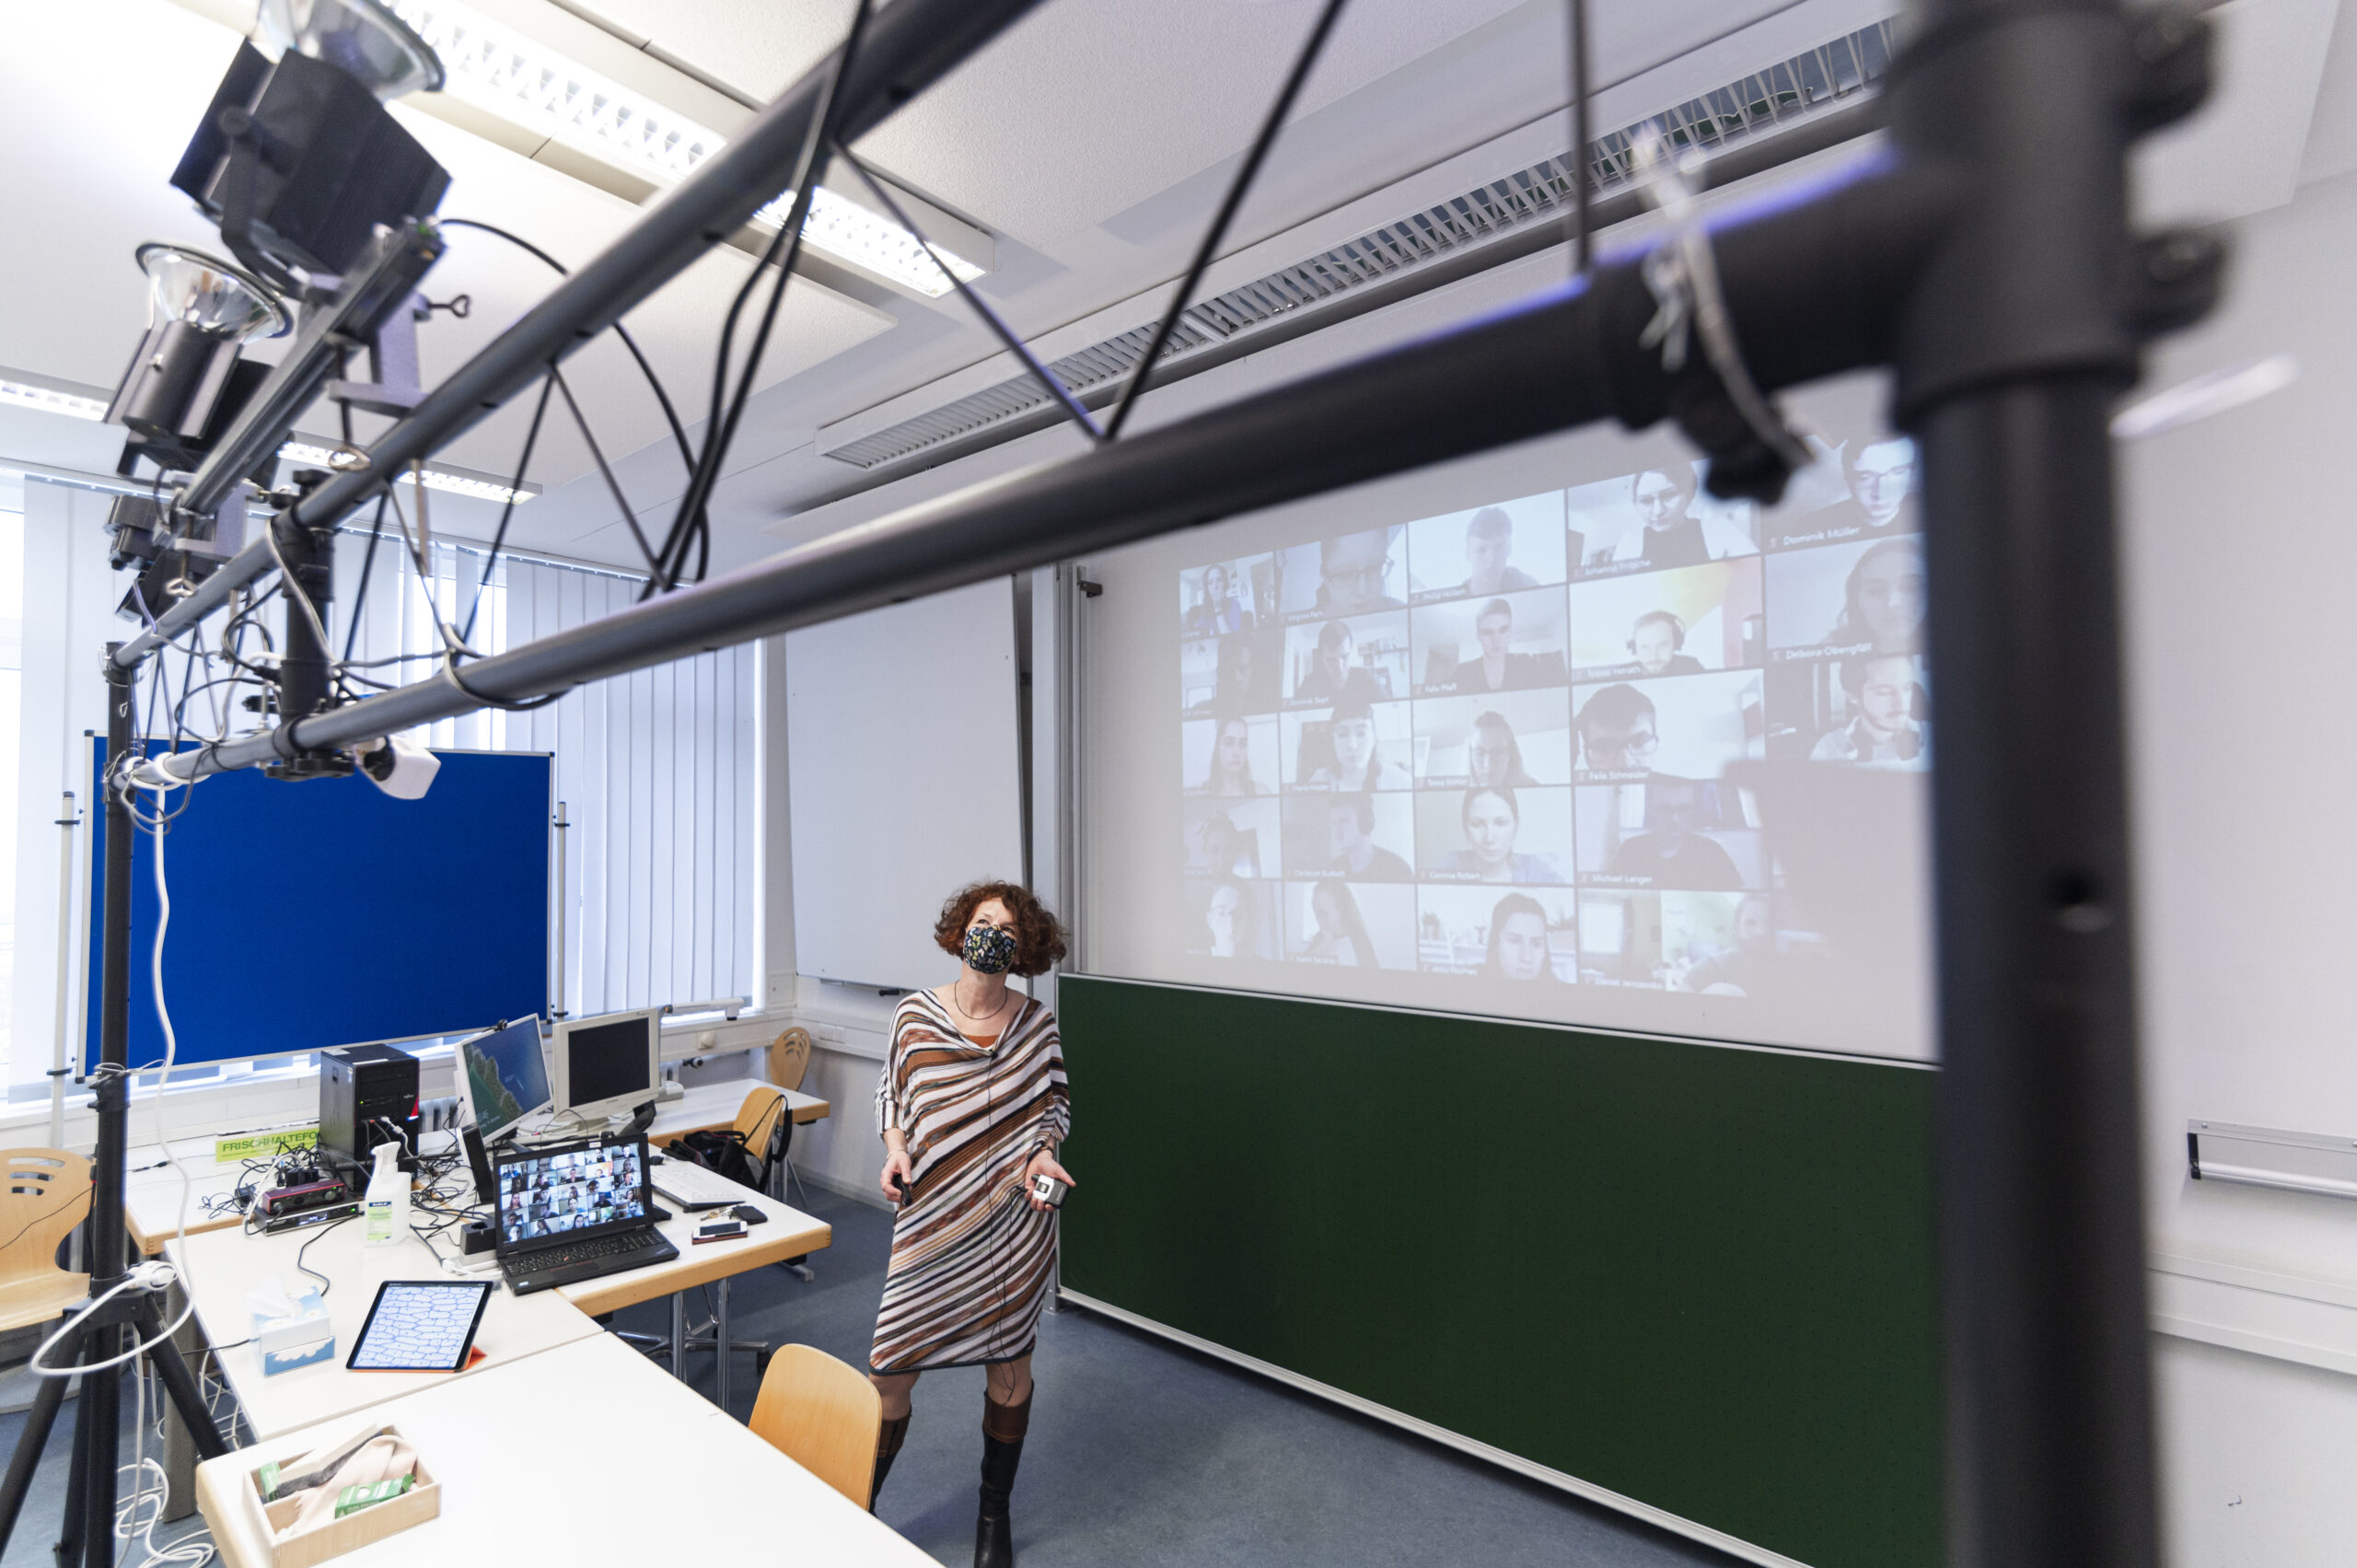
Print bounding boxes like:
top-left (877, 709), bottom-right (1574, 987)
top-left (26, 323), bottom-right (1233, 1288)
top-left (284, 0), bottom-right (1052, 540)
top-left (142, 157), bottom-right (1941, 784)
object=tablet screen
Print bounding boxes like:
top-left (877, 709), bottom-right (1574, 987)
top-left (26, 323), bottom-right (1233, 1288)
top-left (347, 1281), bottom-right (493, 1373)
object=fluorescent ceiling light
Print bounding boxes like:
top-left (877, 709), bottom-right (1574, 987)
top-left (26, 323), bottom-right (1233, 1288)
top-left (278, 440), bottom-right (537, 505)
top-left (385, 0), bottom-right (986, 296)
top-left (0, 390), bottom-right (532, 505)
top-left (2, 379), bottom-right (111, 420)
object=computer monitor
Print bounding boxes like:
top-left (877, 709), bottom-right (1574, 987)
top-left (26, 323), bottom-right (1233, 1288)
top-left (455, 1016), bottom-right (552, 1146)
top-left (549, 1008), bottom-right (662, 1121)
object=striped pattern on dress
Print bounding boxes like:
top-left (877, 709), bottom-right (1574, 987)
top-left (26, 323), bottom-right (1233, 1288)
top-left (870, 991), bottom-right (1070, 1374)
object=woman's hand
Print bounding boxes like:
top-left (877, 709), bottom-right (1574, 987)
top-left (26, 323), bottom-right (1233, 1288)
top-left (880, 1145), bottom-right (915, 1204)
top-left (1023, 1149), bottom-right (1075, 1212)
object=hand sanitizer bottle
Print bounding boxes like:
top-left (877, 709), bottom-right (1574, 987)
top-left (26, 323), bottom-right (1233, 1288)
top-left (363, 1142), bottom-right (408, 1247)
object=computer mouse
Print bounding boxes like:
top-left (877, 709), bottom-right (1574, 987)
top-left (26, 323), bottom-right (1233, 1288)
top-left (733, 1204), bottom-right (768, 1225)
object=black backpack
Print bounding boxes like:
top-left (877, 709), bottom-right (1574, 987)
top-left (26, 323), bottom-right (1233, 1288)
top-left (664, 1095), bottom-right (786, 1191)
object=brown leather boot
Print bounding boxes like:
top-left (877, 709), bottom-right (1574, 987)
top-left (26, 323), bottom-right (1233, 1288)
top-left (870, 1412), bottom-right (910, 1511)
top-left (974, 1390), bottom-right (1030, 1568)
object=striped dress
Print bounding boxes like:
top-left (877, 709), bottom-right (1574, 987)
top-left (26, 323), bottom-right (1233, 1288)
top-left (870, 991), bottom-right (1070, 1374)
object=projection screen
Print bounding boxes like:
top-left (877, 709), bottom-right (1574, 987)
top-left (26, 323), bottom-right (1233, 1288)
top-left (1080, 372), bottom-right (1934, 1063)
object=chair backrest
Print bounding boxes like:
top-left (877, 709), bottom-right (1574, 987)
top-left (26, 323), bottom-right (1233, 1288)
top-left (768, 1027), bottom-right (813, 1092)
top-left (0, 1149), bottom-right (93, 1286)
top-left (749, 1344), bottom-right (882, 1508)
top-left (734, 1086), bottom-right (788, 1183)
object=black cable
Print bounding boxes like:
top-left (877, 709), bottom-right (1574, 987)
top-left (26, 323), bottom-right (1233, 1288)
top-left (341, 494), bottom-right (389, 668)
top-left (1568, 0), bottom-right (1594, 274)
top-left (462, 370), bottom-right (557, 644)
top-left (294, 1214), bottom-right (354, 1297)
top-left (439, 217), bottom-right (706, 588)
top-left (1101, 0), bottom-right (1350, 440)
top-left (658, 0), bottom-right (877, 599)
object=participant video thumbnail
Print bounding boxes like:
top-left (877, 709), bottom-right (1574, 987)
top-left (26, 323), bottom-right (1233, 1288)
top-left (1283, 610), bottom-right (1411, 706)
top-left (1281, 698), bottom-right (1413, 791)
top-left (1281, 792), bottom-right (1415, 880)
top-left (1763, 435), bottom-right (1919, 551)
top-left (1569, 463), bottom-right (1760, 578)
top-left (1410, 587), bottom-right (1568, 695)
top-left (1182, 713), bottom-right (1279, 796)
top-left (1571, 670), bottom-right (1763, 782)
top-left (1183, 796), bottom-right (1280, 877)
top-left (1281, 880), bottom-right (1418, 970)
top-left (1574, 778), bottom-right (1762, 890)
top-left (1180, 554), bottom-right (1276, 635)
top-left (1416, 883), bottom-right (1578, 981)
top-left (1411, 690), bottom-right (1573, 788)
top-left (1275, 527), bottom-right (1408, 619)
top-left (1183, 627), bottom-right (1281, 714)
top-left (1765, 535), bottom-right (1926, 662)
top-left (1406, 493), bottom-right (1569, 601)
top-left (1184, 877), bottom-right (1283, 961)
top-left (1413, 784), bottom-right (1573, 884)
top-left (1763, 656), bottom-right (1931, 767)
top-left (1566, 558), bottom-right (1763, 680)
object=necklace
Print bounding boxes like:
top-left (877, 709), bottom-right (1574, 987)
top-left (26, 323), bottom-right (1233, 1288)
top-left (946, 980), bottom-right (1015, 1028)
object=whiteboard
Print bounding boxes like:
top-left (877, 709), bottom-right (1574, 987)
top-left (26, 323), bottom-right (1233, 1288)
top-left (784, 576), bottom-right (1024, 988)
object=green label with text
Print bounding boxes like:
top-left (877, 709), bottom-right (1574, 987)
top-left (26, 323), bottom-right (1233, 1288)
top-left (215, 1128), bottom-right (317, 1165)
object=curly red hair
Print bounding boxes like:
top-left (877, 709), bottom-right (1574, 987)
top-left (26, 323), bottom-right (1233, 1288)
top-left (933, 881), bottom-right (1068, 978)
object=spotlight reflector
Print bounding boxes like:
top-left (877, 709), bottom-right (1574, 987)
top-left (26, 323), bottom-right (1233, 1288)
top-left (103, 244), bottom-right (291, 447)
top-left (257, 0), bottom-right (444, 101)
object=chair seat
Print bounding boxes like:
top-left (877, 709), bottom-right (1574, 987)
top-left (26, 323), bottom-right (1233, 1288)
top-left (0, 1272), bottom-right (91, 1334)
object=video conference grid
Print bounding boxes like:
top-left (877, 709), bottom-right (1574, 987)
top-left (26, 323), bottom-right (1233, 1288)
top-left (1176, 433), bottom-right (1924, 993)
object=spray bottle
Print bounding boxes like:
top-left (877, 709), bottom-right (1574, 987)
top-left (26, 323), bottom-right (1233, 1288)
top-left (363, 1141), bottom-right (409, 1247)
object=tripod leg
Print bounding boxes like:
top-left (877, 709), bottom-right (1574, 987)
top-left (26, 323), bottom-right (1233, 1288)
top-left (0, 1322), bottom-right (81, 1558)
top-left (132, 1296), bottom-right (228, 1466)
top-left (55, 1371), bottom-right (88, 1568)
top-left (80, 1329), bottom-right (119, 1568)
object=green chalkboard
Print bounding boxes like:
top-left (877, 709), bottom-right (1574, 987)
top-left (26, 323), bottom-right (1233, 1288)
top-left (1056, 976), bottom-right (1942, 1568)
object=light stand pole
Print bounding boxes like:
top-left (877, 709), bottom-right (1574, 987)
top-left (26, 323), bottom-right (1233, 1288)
top-left (0, 651), bottom-right (230, 1565)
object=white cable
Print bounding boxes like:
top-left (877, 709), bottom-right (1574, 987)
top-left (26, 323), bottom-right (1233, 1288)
top-left (30, 776), bottom-right (203, 1378)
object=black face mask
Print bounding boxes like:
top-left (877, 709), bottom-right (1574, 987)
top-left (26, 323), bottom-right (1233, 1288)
top-left (963, 924), bottom-right (1019, 975)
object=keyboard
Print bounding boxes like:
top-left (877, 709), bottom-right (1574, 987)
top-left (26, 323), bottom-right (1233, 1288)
top-left (652, 1159), bottom-right (752, 1211)
top-left (501, 1225), bottom-right (679, 1295)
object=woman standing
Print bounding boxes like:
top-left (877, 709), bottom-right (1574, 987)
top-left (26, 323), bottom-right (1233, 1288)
top-left (871, 883), bottom-right (1075, 1568)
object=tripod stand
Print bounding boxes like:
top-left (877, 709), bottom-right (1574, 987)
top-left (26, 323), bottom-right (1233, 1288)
top-left (0, 653), bottom-right (232, 1566)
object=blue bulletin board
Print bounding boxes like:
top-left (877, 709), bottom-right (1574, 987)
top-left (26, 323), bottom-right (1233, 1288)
top-left (85, 742), bottom-right (551, 1068)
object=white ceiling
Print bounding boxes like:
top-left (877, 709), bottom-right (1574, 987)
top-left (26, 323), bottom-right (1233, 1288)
top-left (2, 0), bottom-right (2351, 579)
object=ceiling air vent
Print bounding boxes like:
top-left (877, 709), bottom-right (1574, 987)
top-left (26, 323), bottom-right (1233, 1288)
top-left (821, 18), bottom-right (1898, 472)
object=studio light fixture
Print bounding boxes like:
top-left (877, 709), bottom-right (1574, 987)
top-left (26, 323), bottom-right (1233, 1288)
top-left (101, 244), bottom-right (292, 459)
top-left (384, 0), bottom-right (987, 296)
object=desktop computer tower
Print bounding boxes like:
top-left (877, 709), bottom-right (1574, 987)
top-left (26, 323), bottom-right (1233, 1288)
top-left (320, 1041), bottom-right (422, 1175)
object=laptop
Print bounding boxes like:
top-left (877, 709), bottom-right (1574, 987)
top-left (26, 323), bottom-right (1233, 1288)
top-left (491, 1133), bottom-right (678, 1295)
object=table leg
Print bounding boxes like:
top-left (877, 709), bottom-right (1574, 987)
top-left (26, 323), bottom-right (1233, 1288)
top-left (159, 1282), bottom-right (202, 1519)
top-left (715, 1277), bottom-right (731, 1414)
top-left (669, 1294), bottom-right (686, 1380)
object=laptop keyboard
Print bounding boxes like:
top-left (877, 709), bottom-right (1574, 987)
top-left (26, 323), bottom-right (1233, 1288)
top-left (504, 1227), bottom-right (665, 1281)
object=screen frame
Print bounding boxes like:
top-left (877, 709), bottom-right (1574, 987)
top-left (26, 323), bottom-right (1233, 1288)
top-left (343, 1280), bottom-right (494, 1373)
top-left (455, 1016), bottom-right (552, 1145)
top-left (546, 1008), bottom-right (663, 1120)
top-left (490, 1133), bottom-right (656, 1256)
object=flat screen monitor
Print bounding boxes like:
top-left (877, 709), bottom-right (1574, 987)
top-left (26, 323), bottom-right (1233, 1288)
top-left (456, 1016), bottom-right (551, 1145)
top-left (549, 1009), bottom-right (662, 1121)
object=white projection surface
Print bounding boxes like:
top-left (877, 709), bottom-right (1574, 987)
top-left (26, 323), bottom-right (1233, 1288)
top-left (1082, 374), bottom-right (1934, 1062)
top-left (786, 576), bottom-right (1023, 988)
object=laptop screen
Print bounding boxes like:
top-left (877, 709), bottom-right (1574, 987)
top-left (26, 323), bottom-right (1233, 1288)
top-left (493, 1136), bottom-right (651, 1253)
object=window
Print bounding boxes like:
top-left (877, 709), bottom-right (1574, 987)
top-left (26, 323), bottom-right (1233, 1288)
top-left (0, 498), bottom-right (21, 1077)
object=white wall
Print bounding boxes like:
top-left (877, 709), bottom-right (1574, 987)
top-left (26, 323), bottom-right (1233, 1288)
top-left (2121, 163), bottom-right (2357, 1565)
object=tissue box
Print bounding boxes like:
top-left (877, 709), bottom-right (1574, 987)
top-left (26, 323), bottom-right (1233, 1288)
top-left (238, 1424), bottom-right (439, 1568)
top-left (251, 1287), bottom-right (333, 1376)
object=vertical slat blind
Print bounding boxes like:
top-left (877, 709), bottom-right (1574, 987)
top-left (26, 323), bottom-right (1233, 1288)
top-left (330, 530), bottom-right (757, 1017)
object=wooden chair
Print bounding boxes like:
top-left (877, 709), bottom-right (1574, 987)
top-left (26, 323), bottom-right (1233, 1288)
top-left (735, 1085), bottom-right (790, 1195)
top-left (767, 1027), bottom-right (813, 1093)
top-left (0, 1150), bottom-right (93, 1334)
top-left (749, 1344), bottom-right (882, 1510)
